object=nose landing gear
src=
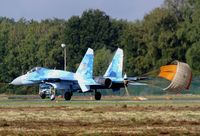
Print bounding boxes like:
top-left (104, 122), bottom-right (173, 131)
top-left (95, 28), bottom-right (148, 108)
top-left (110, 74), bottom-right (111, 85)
top-left (39, 92), bottom-right (46, 99)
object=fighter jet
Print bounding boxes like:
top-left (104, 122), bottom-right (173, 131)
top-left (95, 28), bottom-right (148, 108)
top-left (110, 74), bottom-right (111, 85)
top-left (11, 48), bottom-right (97, 100)
top-left (11, 48), bottom-right (146, 100)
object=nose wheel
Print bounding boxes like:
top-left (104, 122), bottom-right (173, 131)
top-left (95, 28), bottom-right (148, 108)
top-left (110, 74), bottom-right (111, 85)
top-left (50, 88), bottom-right (56, 101)
top-left (39, 92), bottom-right (46, 99)
top-left (50, 94), bottom-right (55, 101)
top-left (94, 91), bottom-right (101, 100)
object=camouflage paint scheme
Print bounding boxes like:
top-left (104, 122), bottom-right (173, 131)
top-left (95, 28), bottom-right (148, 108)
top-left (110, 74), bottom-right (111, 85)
top-left (11, 48), bottom-right (125, 93)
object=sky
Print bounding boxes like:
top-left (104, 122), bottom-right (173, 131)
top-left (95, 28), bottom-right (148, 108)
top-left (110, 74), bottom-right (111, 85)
top-left (0, 0), bottom-right (164, 21)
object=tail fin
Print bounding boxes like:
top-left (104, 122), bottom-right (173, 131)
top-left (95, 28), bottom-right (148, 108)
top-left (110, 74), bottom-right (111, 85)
top-left (104, 48), bottom-right (123, 78)
top-left (76, 48), bottom-right (94, 79)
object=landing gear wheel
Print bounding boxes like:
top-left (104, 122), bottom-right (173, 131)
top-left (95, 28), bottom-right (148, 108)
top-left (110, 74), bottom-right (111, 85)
top-left (50, 94), bottom-right (55, 101)
top-left (50, 88), bottom-right (56, 101)
top-left (64, 92), bottom-right (72, 101)
top-left (40, 93), bottom-right (46, 99)
top-left (95, 92), bottom-right (101, 100)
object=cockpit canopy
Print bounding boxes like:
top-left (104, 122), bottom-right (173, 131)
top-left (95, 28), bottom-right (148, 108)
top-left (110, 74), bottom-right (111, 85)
top-left (27, 67), bottom-right (42, 73)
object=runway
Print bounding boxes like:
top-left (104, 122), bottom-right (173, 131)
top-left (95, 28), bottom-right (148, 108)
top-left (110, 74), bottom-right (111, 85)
top-left (1, 98), bottom-right (200, 103)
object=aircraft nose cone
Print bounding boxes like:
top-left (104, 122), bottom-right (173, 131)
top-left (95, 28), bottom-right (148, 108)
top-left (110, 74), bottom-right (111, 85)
top-left (10, 76), bottom-right (23, 85)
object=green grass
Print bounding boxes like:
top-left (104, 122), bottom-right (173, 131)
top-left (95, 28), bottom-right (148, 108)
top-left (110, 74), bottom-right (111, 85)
top-left (1, 95), bottom-right (200, 135)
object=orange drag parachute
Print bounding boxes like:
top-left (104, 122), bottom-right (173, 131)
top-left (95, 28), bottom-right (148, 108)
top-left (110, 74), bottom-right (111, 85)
top-left (158, 60), bottom-right (192, 92)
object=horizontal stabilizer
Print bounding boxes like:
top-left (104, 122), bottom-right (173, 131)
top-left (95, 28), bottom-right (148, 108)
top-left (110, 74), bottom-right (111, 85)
top-left (129, 82), bottom-right (147, 86)
top-left (125, 76), bottom-right (149, 81)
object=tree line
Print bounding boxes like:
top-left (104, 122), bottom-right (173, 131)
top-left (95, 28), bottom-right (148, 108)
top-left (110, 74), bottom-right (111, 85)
top-left (0, 0), bottom-right (200, 94)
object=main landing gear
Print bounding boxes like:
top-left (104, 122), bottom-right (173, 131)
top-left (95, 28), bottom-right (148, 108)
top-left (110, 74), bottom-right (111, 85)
top-left (94, 90), bottom-right (101, 100)
top-left (64, 91), bottom-right (73, 101)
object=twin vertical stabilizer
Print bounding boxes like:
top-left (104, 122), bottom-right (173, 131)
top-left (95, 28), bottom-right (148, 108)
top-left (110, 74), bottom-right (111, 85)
top-left (76, 48), bottom-right (123, 92)
top-left (76, 48), bottom-right (94, 80)
top-left (104, 48), bottom-right (123, 78)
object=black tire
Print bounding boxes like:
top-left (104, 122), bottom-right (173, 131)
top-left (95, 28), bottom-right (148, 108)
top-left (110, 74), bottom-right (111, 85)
top-left (95, 92), bottom-right (101, 100)
top-left (40, 93), bottom-right (46, 99)
top-left (64, 92), bottom-right (72, 101)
